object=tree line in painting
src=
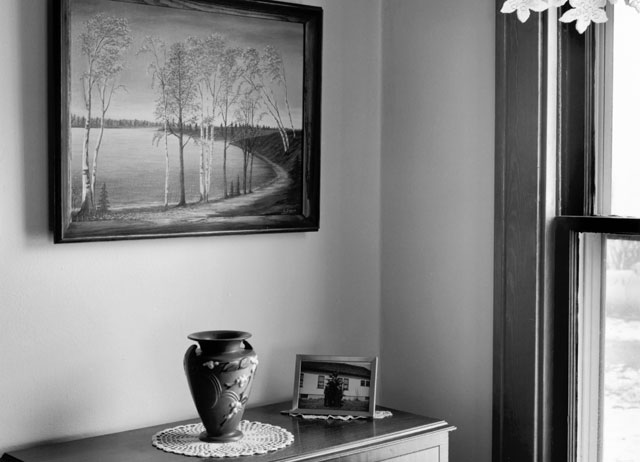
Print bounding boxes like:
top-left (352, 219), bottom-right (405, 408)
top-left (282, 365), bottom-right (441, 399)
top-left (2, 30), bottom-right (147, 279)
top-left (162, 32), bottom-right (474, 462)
top-left (75, 13), bottom-right (299, 219)
top-left (71, 114), bottom-right (158, 128)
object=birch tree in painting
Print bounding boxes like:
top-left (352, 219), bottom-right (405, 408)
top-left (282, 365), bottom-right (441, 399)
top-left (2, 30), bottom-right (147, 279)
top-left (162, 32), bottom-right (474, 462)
top-left (188, 36), bottom-right (210, 202)
top-left (188, 35), bottom-right (225, 202)
top-left (139, 36), bottom-right (171, 209)
top-left (202, 34), bottom-right (226, 202)
top-left (91, 27), bottom-right (132, 203)
top-left (218, 47), bottom-right (242, 198)
top-left (235, 88), bottom-right (264, 194)
top-left (241, 47), bottom-right (293, 153)
top-left (262, 46), bottom-right (296, 139)
top-left (165, 41), bottom-right (199, 206)
top-left (78, 13), bottom-right (131, 217)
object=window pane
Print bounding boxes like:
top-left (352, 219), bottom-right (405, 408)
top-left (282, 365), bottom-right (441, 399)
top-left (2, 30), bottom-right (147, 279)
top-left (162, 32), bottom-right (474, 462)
top-left (603, 237), bottom-right (640, 461)
top-left (610, 12), bottom-right (640, 217)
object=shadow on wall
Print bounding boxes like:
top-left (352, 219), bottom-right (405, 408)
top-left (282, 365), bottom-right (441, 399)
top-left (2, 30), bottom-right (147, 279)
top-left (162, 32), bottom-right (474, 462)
top-left (19, 0), bottom-right (51, 240)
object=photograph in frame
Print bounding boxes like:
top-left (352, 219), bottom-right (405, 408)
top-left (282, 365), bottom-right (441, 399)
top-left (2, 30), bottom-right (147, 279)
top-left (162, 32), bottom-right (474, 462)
top-left (291, 355), bottom-right (378, 418)
top-left (53, 0), bottom-right (322, 242)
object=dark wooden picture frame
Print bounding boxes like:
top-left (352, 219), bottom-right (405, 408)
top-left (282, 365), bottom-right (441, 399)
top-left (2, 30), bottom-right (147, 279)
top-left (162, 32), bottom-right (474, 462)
top-left (52, 0), bottom-right (322, 243)
top-left (291, 355), bottom-right (378, 418)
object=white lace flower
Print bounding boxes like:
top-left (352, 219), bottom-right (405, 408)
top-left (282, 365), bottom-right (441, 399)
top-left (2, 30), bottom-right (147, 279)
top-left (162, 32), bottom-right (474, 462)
top-left (560, 0), bottom-right (608, 33)
top-left (501, 0), bottom-right (640, 31)
top-left (626, 0), bottom-right (640, 12)
top-left (501, 0), bottom-right (550, 22)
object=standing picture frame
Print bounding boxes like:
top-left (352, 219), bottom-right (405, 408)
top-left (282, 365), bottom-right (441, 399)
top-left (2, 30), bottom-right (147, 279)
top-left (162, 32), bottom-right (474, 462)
top-left (52, 0), bottom-right (322, 243)
top-left (291, 355), bottom-right (378, 418)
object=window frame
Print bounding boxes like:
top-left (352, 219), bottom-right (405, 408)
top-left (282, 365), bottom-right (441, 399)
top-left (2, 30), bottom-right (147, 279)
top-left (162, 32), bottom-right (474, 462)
top-left (494, 2), bottom-right (640, 462)
top-left (494, 6), bottom-right (556, 461)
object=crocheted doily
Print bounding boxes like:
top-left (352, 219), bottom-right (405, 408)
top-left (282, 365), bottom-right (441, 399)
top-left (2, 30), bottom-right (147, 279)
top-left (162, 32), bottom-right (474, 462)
top-left (286, 410), bottom-right (393, 421)
top-left (152, 420), bottom-right (294, 458)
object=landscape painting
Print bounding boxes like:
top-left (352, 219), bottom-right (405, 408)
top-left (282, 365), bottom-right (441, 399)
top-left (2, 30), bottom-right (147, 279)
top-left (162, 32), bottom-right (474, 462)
top-left (53, 0), bottom-right (322, 242)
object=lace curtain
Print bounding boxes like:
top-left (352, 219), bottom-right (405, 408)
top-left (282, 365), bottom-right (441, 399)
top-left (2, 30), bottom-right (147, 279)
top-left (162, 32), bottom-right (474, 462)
top-left (501, 0), bottom-right (640, 33)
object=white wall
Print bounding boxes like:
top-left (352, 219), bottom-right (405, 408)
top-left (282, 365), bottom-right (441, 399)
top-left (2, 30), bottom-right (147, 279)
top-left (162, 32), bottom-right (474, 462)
top-left (380, 1), bottom-right (495, 462)
top-left (0, 0), bottom-right (381, 452)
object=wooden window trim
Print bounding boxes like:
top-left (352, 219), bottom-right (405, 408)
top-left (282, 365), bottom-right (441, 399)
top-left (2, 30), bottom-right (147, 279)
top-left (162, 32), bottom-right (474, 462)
top-left (493, 4), bottom-right (554, 460)
top-left (494, 1), bottom-right (640, 460)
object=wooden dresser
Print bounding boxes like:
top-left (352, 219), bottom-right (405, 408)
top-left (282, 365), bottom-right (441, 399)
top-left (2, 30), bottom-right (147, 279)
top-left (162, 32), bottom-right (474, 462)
top-left (1, 402), bottom-right (455, 462)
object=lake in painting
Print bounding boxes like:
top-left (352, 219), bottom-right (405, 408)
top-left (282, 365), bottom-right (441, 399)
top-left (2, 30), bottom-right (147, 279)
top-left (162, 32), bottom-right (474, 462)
top-left (70, 127), bottom-right (277, 211)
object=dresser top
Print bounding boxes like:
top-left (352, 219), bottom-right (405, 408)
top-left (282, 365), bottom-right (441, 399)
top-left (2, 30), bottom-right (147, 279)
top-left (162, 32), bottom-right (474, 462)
top-left (2, 402), bottom-right (454, 462)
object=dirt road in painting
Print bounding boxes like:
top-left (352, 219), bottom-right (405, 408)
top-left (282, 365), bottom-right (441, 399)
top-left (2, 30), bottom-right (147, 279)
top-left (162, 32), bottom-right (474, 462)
top-left (115, 153), bottom-right (292, 225)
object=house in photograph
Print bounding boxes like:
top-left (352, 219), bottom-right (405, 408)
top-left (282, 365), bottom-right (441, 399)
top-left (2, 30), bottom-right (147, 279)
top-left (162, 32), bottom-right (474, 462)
top-left (298, 362), bottom-right (372, 402)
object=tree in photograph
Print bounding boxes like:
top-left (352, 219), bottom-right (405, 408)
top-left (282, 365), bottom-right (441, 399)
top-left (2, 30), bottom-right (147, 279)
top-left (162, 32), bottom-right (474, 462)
top-left (218, 46), bottom-right (242, 198)
top-left (240, 46), bottom-right (293, 153)
top-left (323, 373), bottom-right (344, 408)
top-left (165, 41), bottom-right (199, 206)
top-left (78, 13), bottom-right (131, 217)
top-left (139, 36), bottom-right (171, 209)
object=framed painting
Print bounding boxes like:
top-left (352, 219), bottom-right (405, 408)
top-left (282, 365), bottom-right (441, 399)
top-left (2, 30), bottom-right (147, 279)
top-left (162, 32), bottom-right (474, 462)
top-left (291, 355), bottom-right (378, 418)
top-left (52, 0), bottom-right (322, 242)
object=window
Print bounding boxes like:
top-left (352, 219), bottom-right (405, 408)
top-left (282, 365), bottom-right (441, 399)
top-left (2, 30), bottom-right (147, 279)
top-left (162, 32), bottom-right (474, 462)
top-left (570, 9), bottom-right (640, 462)
top-left (361, 379), bottom-right (370, 387)
top-left (494, 5), bottom-right (640, 462)
top-left (601, 238), bottom-right (640, 461)
top-left (608, 11), bottom-right (640, 218)
top-left (343, 378), bottom-right (349, 391)
top-left (317, 375), bottom-right (324, 389)
top-left (570, 233), bottom-right (640, 462)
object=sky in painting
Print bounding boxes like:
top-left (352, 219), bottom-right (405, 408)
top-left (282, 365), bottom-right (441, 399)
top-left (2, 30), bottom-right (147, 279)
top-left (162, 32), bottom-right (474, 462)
top-left (69, 0), bottom-right (304, 125)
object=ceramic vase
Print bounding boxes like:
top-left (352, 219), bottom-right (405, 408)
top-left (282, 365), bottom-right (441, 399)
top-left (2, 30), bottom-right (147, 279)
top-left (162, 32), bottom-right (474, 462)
top-left (184, 330), bottom-right (258, 442)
